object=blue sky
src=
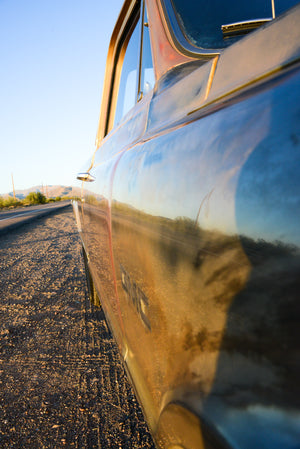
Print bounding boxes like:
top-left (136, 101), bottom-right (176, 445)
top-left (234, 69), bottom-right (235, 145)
top-left (0, 0), bottom-right (123, 194)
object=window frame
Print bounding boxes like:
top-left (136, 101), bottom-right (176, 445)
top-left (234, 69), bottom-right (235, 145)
top-left (96, 0), bottom-right (154, 145)
top-left (106, 2), bottom-right (140, 136)
top-left (112, 13), bottom-right (141, 128)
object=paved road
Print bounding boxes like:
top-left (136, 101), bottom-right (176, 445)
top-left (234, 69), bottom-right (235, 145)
top-left (0, 208), bottom-right (155, 449)
top-left (0, 202), bottom-right (71, 234)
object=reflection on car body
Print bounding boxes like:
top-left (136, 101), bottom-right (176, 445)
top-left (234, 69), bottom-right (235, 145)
top-left (73, 0), bottom-right (300, 447)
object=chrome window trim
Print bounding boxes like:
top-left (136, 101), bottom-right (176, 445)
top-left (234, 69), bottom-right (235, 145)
top-left (137, 0), bottom-right (146, 101)
top-left (271, 0), bottom-right (276, 18)
top-left (221, 18), bottom-right (272, 37)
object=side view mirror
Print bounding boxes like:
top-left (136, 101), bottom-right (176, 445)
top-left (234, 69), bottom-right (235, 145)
top-left (76, 172), bottom-right (95, 182)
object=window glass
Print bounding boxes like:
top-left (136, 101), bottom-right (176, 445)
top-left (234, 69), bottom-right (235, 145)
top-left (113, 2), bottom-right (155, 128)
top-left (114, 21), bottom-right (140, 127)
top-left (140, 10), bottom-right (155, 96)
top-left (169, 0), bottom-right (300, 49)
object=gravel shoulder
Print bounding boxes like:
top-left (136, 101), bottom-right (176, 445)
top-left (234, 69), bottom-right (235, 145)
top-left (0, 208), bottom-right (155, 449)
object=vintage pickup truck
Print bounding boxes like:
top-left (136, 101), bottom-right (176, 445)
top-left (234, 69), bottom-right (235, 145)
top-left (73, 0), bottom-right (300, 447)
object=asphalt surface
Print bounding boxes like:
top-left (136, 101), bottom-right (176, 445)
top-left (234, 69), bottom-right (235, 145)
top-left (0, 208), bottom-right (155, 448)
top-left (0, 202), bottom-right (71, 234)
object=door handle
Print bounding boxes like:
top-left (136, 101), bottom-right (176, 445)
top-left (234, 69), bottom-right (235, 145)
top-left (76, 172), bottom-right (95, 182)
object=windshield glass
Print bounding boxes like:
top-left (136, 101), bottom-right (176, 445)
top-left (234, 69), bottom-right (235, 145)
top-left (169, 0), bottom-right (300, 49)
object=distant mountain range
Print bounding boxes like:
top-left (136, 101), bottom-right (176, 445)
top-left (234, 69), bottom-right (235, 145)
top-left (1, 185), bottom-right (81, 199)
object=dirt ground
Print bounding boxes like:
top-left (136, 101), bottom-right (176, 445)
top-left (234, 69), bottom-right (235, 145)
top-left (0, 207), bottom-right (155, 449)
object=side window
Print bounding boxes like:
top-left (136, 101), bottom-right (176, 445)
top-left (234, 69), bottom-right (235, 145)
top-left (113, 1), bottom-right (154, 128)
top-left (114, 22), bottom-right (140, 127)
top-left (169, 0), bottom-right (300, 49)
top-left (139, 6), bottom-right (155, 98)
